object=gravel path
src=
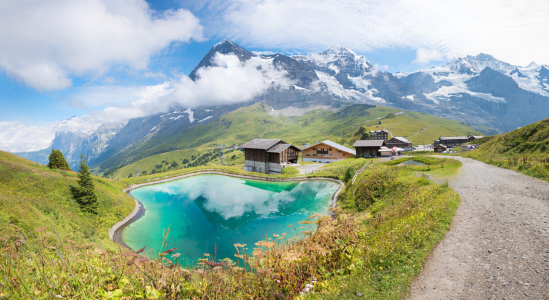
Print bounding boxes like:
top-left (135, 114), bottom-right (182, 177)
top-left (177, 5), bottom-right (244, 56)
top-left (294, 163), bottom-right (324, 175)
top-left (409, 157), bottom-right (549, 299)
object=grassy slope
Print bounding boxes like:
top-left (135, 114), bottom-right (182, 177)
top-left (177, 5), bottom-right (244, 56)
top-left (1, 154), bottom-right (462, 299)
top-left (308, 156), bottom-right (462, 299)
top-left (464, 117), bottom-right (549, 181)
top-left (0, 151), bottom-right (134, 249)
top-left (109, 102), bottom-right (480, 178)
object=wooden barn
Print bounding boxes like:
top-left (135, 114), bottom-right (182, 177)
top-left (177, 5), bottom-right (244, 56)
top-left (353, 140), bottom-right (387, 158)
top-left (240, 139), bottom-right (301, 174)
top-left (302, 140), bottom-right (356, 163)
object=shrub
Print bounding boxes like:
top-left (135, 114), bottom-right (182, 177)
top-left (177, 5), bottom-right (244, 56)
top-left (342, 166), bottom-right (355, 183)
top-left (281, 166), bottom-right (299, 175)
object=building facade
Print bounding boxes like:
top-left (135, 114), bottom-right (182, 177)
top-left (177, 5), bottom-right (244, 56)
top-left (302, 140), bottom-right (356, 163)
top-left (386, 137), bottom-right (412, 149)
top-left (434, 136), bottom-right (476, 148)
top-left (353, 140), bottom-right (387, 157)
top-left (369, 130), bottom-right (389, 141)
top-left (434, 144), bottom-right (448, 153)
top-left (241, 139), bottom-right (301, 174)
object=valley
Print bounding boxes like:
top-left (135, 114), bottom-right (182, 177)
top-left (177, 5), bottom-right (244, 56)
top-left (104, 102), bottom-right (479, 178)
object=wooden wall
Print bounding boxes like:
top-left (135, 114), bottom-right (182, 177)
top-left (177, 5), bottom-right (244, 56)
top-left (303, 142), bottom-right (352, 160)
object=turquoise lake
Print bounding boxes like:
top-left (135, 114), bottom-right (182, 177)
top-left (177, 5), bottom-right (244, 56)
top-left (123, 174), bottom-right (339, 265)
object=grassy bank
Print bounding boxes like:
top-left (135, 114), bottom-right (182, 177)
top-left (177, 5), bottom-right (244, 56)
top-left (464, 117), bottom-right (549, 181)
top-left (0, 155), bottom-right (461, 299)
top-left (0, 151), bottom-right (134, 249)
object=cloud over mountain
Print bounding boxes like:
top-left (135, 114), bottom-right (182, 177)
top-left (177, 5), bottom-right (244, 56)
top-left (1, 53), bottom-right (292, 152)
top-left (206, 0), bottom-right (549, 67)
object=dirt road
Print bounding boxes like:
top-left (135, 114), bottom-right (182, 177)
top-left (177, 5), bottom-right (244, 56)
top-left (409, 157), bottom-right (549, 299)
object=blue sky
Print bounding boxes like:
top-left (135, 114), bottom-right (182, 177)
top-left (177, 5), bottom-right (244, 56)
top-left (1, 0), bottom-right (548, 152)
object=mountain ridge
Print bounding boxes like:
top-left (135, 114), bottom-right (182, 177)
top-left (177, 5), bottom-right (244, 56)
top-left (15, 41), bottom-right (549, 172)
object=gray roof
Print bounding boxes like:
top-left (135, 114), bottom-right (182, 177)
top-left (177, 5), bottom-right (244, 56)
top-left (390, 137), bottom-right (410, 143)
top-left (369, 130), bottom-right (388, 133)
top-left (304, 140), bottom-right (356, 155)
top-left (267, 143), bottom-right (296, 153)
top-left (473, 136), bottom-right (484, 139)
top-left (353, 139), bottom-right (386, 147)
top-left (439, 136), bottom-right (471, 140)
top-left (239, 139), bottom-right (282, 150)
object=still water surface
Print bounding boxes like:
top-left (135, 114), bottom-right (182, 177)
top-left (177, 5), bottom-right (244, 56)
top-left (123, 174), bottom-right (339, 265)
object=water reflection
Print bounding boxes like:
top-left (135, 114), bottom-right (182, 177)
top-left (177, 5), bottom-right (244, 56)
top-left (124, 175), bottom-right (338, 265)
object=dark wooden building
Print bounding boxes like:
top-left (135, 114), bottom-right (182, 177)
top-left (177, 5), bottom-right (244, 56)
top-left (240, 139), bottom-right (301, 174)
top-left (353, 140), bottom-right (387, 158)
top-left (434, 144), bottom-right (448, 153)
top-left (434, 136), bottom-right (476, 148)
top-left (369, 130), bottom-right (389, 141)
top-left (386, 137), bottom-right (412, 149)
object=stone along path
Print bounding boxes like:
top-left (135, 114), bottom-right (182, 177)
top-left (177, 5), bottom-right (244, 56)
top-left (409, 157), bottom-right (549, 299)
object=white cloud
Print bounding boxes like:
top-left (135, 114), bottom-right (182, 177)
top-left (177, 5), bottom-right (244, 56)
top-left (0, 0), bottom-right (203, 91)
top-left (1, 53), bottom-right (293, 152)
top-left (414, 49), bottom-right (445, 64)
top-left (206, 0), bottom-right (549, 67)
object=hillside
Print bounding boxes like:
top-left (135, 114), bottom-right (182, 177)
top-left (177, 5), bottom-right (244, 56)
top-left (0, 151), bottom-right (134, 248)
top-left (465, 117), bottom-right (549, 181)
top-left (106, 102), bottom-right (480, 178)
top-left (468, 117), bottom-right (549, 157)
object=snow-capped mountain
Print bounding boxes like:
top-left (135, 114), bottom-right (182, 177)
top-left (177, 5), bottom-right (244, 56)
top-left (15, 123), bottom-right (123, 170)
top-left (17, 41), bottom-right (549, 171)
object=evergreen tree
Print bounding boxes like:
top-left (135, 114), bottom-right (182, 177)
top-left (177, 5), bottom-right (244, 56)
top-left (47, 149), bottom-right (71, 171)
top-left (75, 154), bottom-right (98, 214)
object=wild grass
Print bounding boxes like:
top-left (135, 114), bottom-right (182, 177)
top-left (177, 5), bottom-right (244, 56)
top-left (464, 117), bottom-right (549, 181)
top-left (1, 152), bottom-right (461, 299)
top-left (0, 151), bottom-right (133, 249)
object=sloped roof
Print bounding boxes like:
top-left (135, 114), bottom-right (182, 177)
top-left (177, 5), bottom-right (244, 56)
top-left (439, 136), bottom-right (470, 140)
top-left (304, 140), bottom-right (356, 155)
top-left (266, 143), bottom-right (302, 153)
top-left (239, 139), bottom-right (282, 150)
top-left (435, 144), bottom-right (448, 149)
top-left (390, 137), bottom-right (410, 143)
top-left (353, 140), bottom-right (386, 147)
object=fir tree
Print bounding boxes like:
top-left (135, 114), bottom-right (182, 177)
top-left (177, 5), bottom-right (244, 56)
top-left (75, 154), bottom-right (98, 214)
top-left (47, 149), bottom-right (71, 171)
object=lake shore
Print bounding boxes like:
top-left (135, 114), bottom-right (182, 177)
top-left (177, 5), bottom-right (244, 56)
top-left (109, 170), bottom-right (344, 250)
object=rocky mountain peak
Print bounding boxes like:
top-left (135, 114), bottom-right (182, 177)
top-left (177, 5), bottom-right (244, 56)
top-left (526, 61), bottom-right (539, 69)
top-left (189, 40), bottom-right (254, 80)
top-left (445, 53), bottom-right (514, 75)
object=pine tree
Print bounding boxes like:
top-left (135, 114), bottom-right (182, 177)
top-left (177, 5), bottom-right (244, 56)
top-left (47, 149), bottom-right (71, 171)
top-left (75, 154), bottom-right (98, 214)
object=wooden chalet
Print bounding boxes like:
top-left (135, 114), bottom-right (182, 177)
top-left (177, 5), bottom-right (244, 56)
top-left (434, 144), bottom-right (448, 153)
top-left (386, 137), bottom-right (412, 149)
top-left (240, 139), bottom-right (301, 174)
top-left (302, 140), bottom-right (356, 163)
top-left (353, 140), bottom-right (387, 158)
top-left (434, 136), bottom-right (477, 148)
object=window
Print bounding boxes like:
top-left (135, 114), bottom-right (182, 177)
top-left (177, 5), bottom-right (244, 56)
top-left (306, 154), bottom-right (311, 156)
top-left (313, 154), bottom-right (317, 156)
top-left (312, 148), bottom-right (316, 150)
top-left (329, 148), bottom-right (332, 151)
